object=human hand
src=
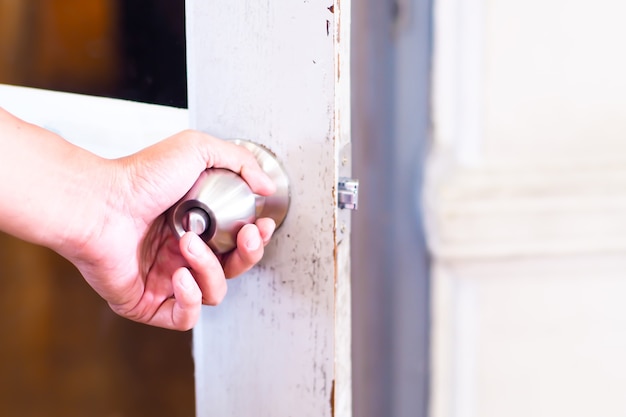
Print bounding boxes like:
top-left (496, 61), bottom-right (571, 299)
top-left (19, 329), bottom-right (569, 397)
top-left (67, 130), bottom-right (276, 330)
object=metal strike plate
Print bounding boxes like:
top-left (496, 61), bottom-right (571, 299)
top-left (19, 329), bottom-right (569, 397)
top-left (338, 178), bottom-right (359, 210)
top-left (337, 143), bottom-right (357, 244)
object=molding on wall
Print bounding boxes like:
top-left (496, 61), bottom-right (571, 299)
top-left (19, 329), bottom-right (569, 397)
top-left (428, 2), bottom-right (626, 416)
top-left (432, 0), bottom-right (485, 166)
top-left (428, 0), bottom-right (626, 262)
top-left (424, 151), bottom-right (626, 261)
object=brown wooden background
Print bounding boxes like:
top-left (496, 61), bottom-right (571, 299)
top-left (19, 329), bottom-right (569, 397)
top-left (0, 1), bottom-right (194, 415)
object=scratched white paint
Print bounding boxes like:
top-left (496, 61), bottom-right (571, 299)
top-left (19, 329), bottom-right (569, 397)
top-left (187, 1), bottom-right (351, 417)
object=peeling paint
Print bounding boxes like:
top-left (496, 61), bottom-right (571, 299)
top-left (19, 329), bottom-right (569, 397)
top-left (330, 379), bottom-right (336, 416)
top-left (188, 0), bottom-right (352, 415)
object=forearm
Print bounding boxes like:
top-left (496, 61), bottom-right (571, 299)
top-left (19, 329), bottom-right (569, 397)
top-left (0, 107), bottom-right (114, 257)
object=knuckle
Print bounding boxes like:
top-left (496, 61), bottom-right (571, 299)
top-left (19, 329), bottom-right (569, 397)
top-left (110, 302), bottom-right (152, 324)
top-left (178, 322), bottom-right (195, 331)
top-left (174, 315), bottom-right (197, 331)
top-left (203, 285), bottom-right (227, 306)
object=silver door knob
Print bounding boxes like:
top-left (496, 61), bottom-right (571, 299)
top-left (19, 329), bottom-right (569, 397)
top-left (167, 139), bottom-right (290, 254)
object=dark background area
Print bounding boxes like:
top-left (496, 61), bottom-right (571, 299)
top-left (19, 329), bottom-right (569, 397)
top-left (0, 0), bottom-right (187, 107)
top-left (0, 1), bottom-right (193, 416)
top-left (115, 1), bottom-right (187, 107)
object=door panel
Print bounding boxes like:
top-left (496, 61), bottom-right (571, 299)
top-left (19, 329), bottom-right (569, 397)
top-left (186, 1), bottom-right (352, 416)
top-left (0, 84), bottom-right (187, 158)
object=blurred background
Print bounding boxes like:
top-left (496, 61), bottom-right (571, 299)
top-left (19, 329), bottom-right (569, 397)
top-left (0, 0), bottom-right (186, 107)
top-left (423, 1), bottom-right (626, 416)
top-left (5, 1), bottom-right (624, 417)
top-left (0, 1), bottom-right (193, 416)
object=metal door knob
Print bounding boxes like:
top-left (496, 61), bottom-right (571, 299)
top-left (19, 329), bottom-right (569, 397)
top-left (167, 139), bottom-right (290, 254)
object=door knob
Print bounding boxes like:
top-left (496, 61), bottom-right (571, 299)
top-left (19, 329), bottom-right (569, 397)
top-left (167, 139), bottom-right (290, 254)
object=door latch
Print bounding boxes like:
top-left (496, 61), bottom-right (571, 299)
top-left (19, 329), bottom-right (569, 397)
top-left (338, 178), bottom-right (359, 210)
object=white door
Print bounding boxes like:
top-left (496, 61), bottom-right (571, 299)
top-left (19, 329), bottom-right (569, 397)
top-left (187, 1), bottom-right (352, 417)
top-left (0, 1), bottom-right (353, 416)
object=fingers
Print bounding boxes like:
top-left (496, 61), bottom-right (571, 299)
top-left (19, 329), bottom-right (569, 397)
top-left (113, 230), bottom-right (226, 331)
top-left (115, 219), bottom-right (275, 330)
top-left (179, 231), bottom-right (228, 305)
top-left (222, 219), bottom-right (276, 278)
top-left (170, 267), bottom-right (202, 329)
top-left (111, 267), bottom-right (202, 331)
top-left (187, 131), bottom-right (277, 196)
top-left (157, 267), bottom-right (203, 331)
top-left (256, 217), bottom-right (277, 245)
top-left (128, 131), bottom-right (276, 213)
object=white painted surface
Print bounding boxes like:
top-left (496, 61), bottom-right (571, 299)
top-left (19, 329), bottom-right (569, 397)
top-left (186, 1), bottom-right (351, 416)
top-left (0, 84), bottom-right (188, 158)
top-left (483, 0), bottom-right (626, 167)
top-left (432, 0), bottom-right (485, 166)
top-left (432, 258), bottom-right (626, 417)
top-left (428, 1), bottom-right (626, 416)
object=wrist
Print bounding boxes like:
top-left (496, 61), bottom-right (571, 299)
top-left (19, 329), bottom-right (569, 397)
top-left (0, 108), bottom-right (126, 269)
top-left (49, 154), bottom-right (121, 265)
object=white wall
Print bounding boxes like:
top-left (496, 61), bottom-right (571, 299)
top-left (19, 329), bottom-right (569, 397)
top-left (427, 1), bottom-right (626, 416)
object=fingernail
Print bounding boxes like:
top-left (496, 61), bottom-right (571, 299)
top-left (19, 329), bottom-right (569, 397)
top-left (261, 218), bottom-right (276, 244)
top-left (246, 232), bottom-right (261, 250)
top-left (187, 233), bottom-right (205, 257)
top-left (180, 272), bottom-right (194, 290)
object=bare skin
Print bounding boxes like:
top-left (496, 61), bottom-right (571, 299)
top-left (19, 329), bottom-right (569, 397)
top-left (0, 107), bottom-right (276, 330)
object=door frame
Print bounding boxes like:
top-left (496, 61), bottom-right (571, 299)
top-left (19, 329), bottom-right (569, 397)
top-left (351, 1), bottom-right (432, 416)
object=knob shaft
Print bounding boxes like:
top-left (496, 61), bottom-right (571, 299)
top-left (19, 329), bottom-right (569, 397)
top-left (183, 208), bottom-right (210, 235)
